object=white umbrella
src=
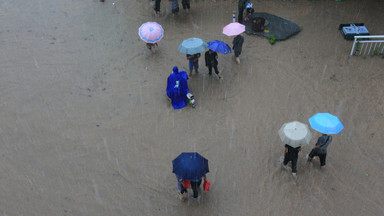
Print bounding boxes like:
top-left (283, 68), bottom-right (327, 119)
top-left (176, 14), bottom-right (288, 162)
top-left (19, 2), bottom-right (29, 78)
top-left (278, 121), bottom-right (312, 148)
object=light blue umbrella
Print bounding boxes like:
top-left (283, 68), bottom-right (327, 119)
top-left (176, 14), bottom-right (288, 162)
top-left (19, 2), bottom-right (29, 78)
top-left (178, 37), bottom-right (208, 54)
top-left (308, 113), bottom-right (344, 134)
top-left (207, 40), bottom-right (232, 54)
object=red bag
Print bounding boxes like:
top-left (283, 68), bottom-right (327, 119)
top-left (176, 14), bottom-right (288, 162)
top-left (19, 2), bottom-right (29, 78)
top-left (182, 180), bottom-right (191, 189)
top-left (203, 180), bottom-right (210, 191)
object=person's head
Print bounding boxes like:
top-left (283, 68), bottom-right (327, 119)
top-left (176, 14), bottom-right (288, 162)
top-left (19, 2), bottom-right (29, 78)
top-left (173, 66), bottom-right (179, 73)
top-left (322, 134), bottom-right (328, 136)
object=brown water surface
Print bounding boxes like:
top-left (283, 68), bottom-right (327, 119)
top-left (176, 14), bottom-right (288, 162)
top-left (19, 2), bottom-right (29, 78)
top-left (1, 0), bottom-right (383, 215)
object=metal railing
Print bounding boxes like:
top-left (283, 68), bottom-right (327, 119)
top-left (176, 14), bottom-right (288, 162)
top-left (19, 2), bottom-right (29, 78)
top-left (350, 35), bottom-right (384, 56)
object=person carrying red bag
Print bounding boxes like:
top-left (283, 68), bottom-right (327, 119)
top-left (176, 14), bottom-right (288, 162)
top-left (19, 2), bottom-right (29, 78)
top-left (176, 177), bottom-right (188, 201)
top-left (203, 178), bottom-right (210, 191)
top-left (176, 175), bottom-right (209, 200)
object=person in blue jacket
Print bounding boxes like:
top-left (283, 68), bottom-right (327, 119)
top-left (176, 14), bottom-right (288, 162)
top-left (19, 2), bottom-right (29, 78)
top-left (166, 66), bottom-right (189, 109)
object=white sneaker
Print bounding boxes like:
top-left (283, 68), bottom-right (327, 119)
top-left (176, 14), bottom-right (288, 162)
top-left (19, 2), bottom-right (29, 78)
top-left (178, 192), bottom-right (187, 201)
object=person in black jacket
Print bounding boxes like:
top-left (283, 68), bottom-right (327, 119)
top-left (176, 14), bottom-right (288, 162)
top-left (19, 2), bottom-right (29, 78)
top-left (205, 49), bottom-right (222, 79)
top-left (238, 0), bottom-right (247, 24)
top-left (232, 34), bottom-right (244, 64)
top-left (282, 144), bottom-right (301, 177)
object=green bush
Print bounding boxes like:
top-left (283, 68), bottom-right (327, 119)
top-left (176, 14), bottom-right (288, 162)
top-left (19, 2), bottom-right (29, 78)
top-left (269, 35), bottom-right (276, 45)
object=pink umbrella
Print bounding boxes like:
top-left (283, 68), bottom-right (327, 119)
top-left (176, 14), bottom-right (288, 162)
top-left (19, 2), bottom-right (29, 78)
top-left (222, 22), bottom-right (246, 36)
top-left (138, 22), bottom-right (164, 43)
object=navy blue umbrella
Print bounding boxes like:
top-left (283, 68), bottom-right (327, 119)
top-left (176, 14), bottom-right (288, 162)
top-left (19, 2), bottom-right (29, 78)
top-left (172, 152), bottom-right (209, 181)
top-left (207, 40), bottom-right (232, 54)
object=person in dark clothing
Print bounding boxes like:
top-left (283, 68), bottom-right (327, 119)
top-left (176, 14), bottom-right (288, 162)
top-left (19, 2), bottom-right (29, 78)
top-left (154, 0), bottom-right (161, 17)
top-left (191, 175), bottom-right (207, 198)
top-left (282, 144), bottom-right (301, 177)
top-left (232, 34), bottom-right (244, 64)
top-left (238, 0), bottom-right (248, 24)
top-left (191, 180), bottom-right (202, 198)
top-left (307, 134), bottom-right (333, 169)
top-left (205, 49), bottom-right (222, 79)
top-left (244, 7), bottom-right (255, 22)
top-left (181, 0), bottom-right (190, 12)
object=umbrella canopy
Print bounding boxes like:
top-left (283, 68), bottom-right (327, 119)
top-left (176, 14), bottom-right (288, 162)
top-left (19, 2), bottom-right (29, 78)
top-left (178, 37), bottom-right (208, 54)
top-left (308, 113), bottom-right (344, 134)
top-left (207, 40), bottom-right (232, 54)
top-left (138, 22), bottom-right (164, 43)
top-left (222, 22), bottom-right (246, 36)
top-left (172, 152), bottom-right (209, 181)
top-left (278, 121), bottom-right (312, 148)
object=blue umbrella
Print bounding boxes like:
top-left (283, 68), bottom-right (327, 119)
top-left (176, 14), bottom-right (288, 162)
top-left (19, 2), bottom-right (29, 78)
top-left (308, 113), bottom-right (344, 134)
top-left (178, 38), bottom-right (208, 54)
top-left (172, 152), bottom-right (209, 181)
top-left (207, 40), bottom-right (232, 54)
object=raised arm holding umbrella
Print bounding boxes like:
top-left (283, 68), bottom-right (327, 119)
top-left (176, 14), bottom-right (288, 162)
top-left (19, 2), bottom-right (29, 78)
top-left (178, 37), bottom-right (208, 78)
top-left (222, 22), bottom-right (245, 64)
top-left (204, 40), bottom-right (231, 80)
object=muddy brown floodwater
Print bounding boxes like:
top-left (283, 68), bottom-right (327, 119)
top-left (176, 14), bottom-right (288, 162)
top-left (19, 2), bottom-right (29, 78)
top-left (0, 0), bottom-right (383, 215)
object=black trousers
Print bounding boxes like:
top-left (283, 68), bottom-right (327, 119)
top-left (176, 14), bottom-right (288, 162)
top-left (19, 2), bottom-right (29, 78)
top-left (207, 64), bottom-right (219, 75)
top-left (191, 180), bottom-right (202, 198)
top-left (154, 0), bottom-right (161, 12)
top-left (309, 148), bottom-right (327, 166)
top-left (283, 153), bottom-right (298, 173)
top-left (182, 0), bottom-right (190, 9)
top-left (238, 6), bottom-right (245, 24)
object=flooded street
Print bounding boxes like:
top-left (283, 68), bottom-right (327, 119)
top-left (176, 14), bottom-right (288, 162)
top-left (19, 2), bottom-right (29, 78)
top-left (1, 0), bottom-right (383, 215)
